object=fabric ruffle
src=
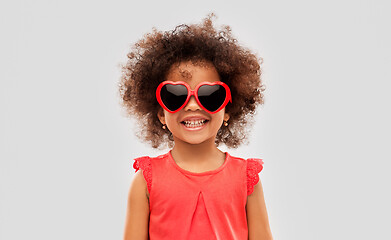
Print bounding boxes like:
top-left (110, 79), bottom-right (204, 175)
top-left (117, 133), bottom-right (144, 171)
top-left (246, 158), bottom-right (264, 195)
top-left (133, 156), bottom-right (152, 193)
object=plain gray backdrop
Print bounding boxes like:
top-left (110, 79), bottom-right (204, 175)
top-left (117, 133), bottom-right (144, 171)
top-left (1, 0), bottom-right (390, 239)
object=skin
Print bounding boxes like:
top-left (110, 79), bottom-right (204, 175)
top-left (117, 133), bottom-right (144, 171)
top-left (158, 61), bottom-right (230, 172)
top-left (123, 61), bottom-right (273, 240)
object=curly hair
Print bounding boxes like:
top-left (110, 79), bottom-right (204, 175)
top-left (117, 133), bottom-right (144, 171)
top-left (118, 13), bottom-right (265, 149)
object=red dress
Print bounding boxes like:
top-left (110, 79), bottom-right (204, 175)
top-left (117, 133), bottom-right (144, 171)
top-left (133, 150), bottom-right (263, 240)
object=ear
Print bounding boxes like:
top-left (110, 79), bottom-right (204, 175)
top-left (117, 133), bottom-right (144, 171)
top-left (224, 112), bottom-right (230, 122)
top-left (157, 108), bottom-right (166, 125)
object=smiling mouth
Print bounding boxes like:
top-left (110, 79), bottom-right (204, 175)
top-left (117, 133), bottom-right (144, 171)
top-left (181, 119), bottom-right (209, 128)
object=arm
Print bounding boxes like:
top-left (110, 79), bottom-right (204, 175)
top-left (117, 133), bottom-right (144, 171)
top-left (246, 179), bottom-right (273, 240)
top-left (123, 171), bottom-right (150, 240)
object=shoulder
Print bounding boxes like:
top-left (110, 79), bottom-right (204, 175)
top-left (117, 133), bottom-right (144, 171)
top-left (227, 153), bottom-right (263, 167)
top-left (247, 157), bottom-right (264, 195)
top-left (226, 153), bottom-right (247, 166)
top-left (132, 152), bottom-right (168, 170)
top-left (227, 153), bottom-right (264, 195)
top-left (131, 152), bottom-right (170, 193)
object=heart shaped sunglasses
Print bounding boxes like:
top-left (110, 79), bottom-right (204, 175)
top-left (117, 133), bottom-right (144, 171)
top-left (156, 81), bottom-right (232, 114)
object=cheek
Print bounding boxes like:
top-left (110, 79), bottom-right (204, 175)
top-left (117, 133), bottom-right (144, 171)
top-left (164, 111), bottom-right (179, 127)
top-left (212, 111), bottom-right (225, 125)
top-left (217, 109), bottom-right (226, 120)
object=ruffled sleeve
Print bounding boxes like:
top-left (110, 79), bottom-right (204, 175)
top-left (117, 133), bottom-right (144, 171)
top-left (246, 158), bottom-right (264, 195)
top-left (133, 156), bottom-right (152, 193)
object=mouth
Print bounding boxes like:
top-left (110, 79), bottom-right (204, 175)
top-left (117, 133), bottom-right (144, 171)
top-left (181, 119), bottom-right (209, 128)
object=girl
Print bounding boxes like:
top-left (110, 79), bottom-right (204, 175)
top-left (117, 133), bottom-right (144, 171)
top-left (119, 13), bottom-right (273, 240)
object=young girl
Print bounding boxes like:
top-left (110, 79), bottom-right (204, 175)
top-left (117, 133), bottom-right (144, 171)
top-left (119, 14), bottom-right (273, 240)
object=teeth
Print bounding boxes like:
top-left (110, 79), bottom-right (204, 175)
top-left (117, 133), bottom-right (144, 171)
top-left (183, 120), bottom-right (207, 127)
top-left (183, 120), bottom-right (206, 124)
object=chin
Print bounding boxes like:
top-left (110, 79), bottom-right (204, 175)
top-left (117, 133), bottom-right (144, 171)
top-left (183, 139), bottom-right (205, 145)
top-left (184, 136), bottom-right (215, 145)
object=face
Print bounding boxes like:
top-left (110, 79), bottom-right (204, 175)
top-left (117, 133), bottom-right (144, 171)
top-left (157, 61), bottom-right (230, 145)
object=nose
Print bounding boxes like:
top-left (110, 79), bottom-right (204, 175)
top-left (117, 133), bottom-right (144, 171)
top-left (183, 95), bottom-right (202, 111)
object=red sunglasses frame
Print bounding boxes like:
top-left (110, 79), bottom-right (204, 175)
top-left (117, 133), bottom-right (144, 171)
top-left (156, 80), bottom-right (232, 114)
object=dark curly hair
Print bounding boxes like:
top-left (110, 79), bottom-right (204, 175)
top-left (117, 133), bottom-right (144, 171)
top-left (118, 13), bottom-right (265, 149)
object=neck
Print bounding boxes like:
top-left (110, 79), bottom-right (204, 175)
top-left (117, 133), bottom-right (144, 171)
top-left (171, 137), bottom-right (223, 164)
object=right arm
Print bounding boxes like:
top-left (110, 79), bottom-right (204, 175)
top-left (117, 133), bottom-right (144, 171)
top-left (123, 170), bottom-right (150, 240)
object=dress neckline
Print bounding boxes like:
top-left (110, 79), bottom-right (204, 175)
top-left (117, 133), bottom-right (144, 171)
top-left (167, 150), bottom-right (230, 176)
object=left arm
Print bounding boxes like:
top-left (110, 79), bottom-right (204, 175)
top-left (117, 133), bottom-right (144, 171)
top-left (246, 179), bottom-right (273, 240)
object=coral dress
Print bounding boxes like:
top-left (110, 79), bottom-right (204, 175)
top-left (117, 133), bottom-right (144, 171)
top-left (133, 150), bottom-right (263, 240)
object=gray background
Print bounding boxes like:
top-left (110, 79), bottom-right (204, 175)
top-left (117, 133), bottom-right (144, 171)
top-left (1, 0), bottom-right (390, 239)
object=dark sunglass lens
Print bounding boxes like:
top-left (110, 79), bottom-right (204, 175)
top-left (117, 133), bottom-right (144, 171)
top-left (198, 85), bottom-right (226, 112)
top-left (160, 84), bottom-right (188, 111)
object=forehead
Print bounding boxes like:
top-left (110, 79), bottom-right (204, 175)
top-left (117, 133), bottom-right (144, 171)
top-left (166, 61), bottom-right (220, 87)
